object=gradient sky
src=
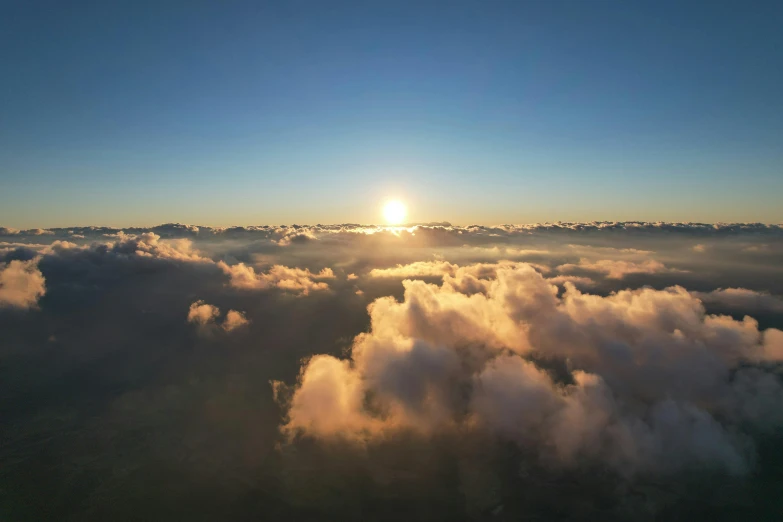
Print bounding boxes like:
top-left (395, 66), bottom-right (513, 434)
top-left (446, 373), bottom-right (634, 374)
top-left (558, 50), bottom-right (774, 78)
top-left (1, 0), bottom-right (782, 227)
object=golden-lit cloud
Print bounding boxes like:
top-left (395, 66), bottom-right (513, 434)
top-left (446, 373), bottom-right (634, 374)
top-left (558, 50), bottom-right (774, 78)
top-left (222, 309), bottom-right (250, 332)
top-left (0, 258), bottom-right (46, 309)
top-left (187, 300), bottom-right (220, 325)
top-left (557, 258), bottom-right (680, 279)
top-left (3, 219), bottom-right (783, 512)
top-left (218, 262), bottom-right (334, 295)
top-left (278, 262), bottom-right (783, 477)
top-left (187, 300), bottom-right (250, 333)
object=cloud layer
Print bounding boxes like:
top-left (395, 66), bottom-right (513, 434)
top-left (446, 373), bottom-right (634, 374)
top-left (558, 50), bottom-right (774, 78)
top-left (2, 222), bottom-right (783, 520)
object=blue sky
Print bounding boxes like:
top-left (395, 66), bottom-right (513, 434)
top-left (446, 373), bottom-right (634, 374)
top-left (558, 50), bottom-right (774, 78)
top-left (1, 0), bottom-right (782, 227)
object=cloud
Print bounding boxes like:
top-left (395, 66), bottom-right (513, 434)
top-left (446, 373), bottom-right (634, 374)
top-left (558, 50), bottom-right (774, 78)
top-left (469, 246), bottom-right (550, 257)
top-left (4, 221), bottom-right (783, 518)
top-left (504, 247), bottom-right (550, 256)
top-left (762, 328), bottom-right (783, 361)
top-left (557, 258), bottom-right (679, 279)
top-left (187, 300), bottom-right (249, 333)
top-left (276, 355), bottom-right (380, 440)
top-left (218, 262), bottom-right (334, 295)
top-left (369, 260), bottom-right (458, 279)
top-left (0, 258), bottom-right (46, 309)
top-left (25, 228), bottom-right (55, 236)
top-left (109, 232), bottom-right (210, 263)
top-left (545, 274), bottom-right (596, 288)
top-left (693, 288), bottom-right (783, 314)
top-left (187, 300), bottom-right (221, 325)
top-left (470, 357), bottom-right (750, 476)
top-left (1, 241), bottom-right (51, 250)
top-left (275, 228), bottom-right (318, 246)
top-left (279, 262), bottom-right (783, 477)
top-left (368, 260), bottom-right (541, 288)
top-left (8, 221), bottom-right (781, 250)
top-left (693, 244), bottom-right (707, 253)
top-left (222, 309), bottom-right (249, 332)
top-left (567, 244), bottom-right (655, 256)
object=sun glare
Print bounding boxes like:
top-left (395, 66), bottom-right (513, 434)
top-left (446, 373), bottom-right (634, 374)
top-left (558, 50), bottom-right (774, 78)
top-left (383, 200), bottom-right (407, 225)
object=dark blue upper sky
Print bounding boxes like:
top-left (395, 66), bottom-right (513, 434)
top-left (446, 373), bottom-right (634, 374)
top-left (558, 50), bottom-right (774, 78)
top-left (1, 0), bottom-right (781, 226)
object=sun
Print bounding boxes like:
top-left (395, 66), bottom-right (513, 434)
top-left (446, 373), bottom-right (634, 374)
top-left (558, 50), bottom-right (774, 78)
top-left (383, 200), bottom-right (407, 225)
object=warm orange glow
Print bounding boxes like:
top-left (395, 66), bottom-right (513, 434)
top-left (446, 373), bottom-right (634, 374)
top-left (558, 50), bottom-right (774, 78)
top-left (383, 200), bottom-right (407, 225)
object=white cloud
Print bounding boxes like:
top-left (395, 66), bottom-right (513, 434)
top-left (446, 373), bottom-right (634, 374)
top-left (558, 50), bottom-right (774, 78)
top-left (278, 262), bottom-right (783, 477)
top-left (218, 262), bottom-right (334, 295)
top-left (116, 232), bottom-right (210, 263)
top-left (275, 228), bottom-right (318, 246)
top-left (369, 260), bottom-right (458, 279)
top-left (0, 259), bottom-right (46, 309)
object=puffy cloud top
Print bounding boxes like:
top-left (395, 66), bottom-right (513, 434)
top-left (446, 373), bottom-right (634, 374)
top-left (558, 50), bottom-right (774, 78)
top-left (279, 262), bottom-right (783, 478)
top-left (187, 300), bottom-right (220, 325)
top-left (187, 300), bottom-right (250, 333)
top-left (222, 310), bottom-right (250, 332)
top-left (0, 258), bottom-right (46, 309)
top-left (219, 262), bottom-right (334, 295)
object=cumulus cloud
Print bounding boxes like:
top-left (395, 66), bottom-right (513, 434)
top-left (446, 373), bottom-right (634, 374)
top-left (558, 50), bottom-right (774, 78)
top-left (26, 228), bottom-right (54, 236)
top-left (187, 300), bottom-right (221, 325)
top-left (222, 309), bottom-right (250, 332)
top-left (369, 260), bottom-right (540, 286)
top-left (275, 228), bottom-right (318, 246)
top-left (218, 262), bottom-right (334, 295)
top-left (187, 300), bottom-right (249, 333)
top-left (0, 258), bottom-right (46, 309)
top-left (278, 262), bottom-right (783, 478)
top-left (762, 329), bottom-right (783, 361)
top-left (110, 232), bottom-right (210, 263)
top-left (1, 241), bottom-right (50, 252)
top-left (557, 258), bottom-right (679, 279)
top-left (276, 355), bottom-right (378, 439)
top-left (369, 260), bottom-right (458, 279)
top-left (693, 288), bottom-right (783, 314)
top-left (545, 274), bottom-right (596, 288)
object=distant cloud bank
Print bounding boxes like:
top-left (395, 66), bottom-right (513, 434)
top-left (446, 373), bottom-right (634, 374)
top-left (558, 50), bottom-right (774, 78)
top-left (2, 220), bottom-right (783, 518)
